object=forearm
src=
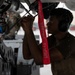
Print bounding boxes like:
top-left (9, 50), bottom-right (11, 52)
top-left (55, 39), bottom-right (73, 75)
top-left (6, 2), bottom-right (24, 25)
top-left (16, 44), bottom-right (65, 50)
top-left (21, 15), bottom-right (43, 64)
top-left (23, 34), bottom-right (32, 59)
top-left (25, 29), bottom-right (43, 64)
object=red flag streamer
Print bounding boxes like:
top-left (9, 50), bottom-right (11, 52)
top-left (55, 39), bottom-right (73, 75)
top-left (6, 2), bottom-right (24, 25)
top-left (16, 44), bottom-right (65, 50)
top-left (38, 0), bottom-right (51, 64)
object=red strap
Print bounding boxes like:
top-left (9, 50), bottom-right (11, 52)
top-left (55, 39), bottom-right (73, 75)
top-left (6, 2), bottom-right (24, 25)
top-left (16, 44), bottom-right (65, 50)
top-left (38, 0), bottom-right (51, 64)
